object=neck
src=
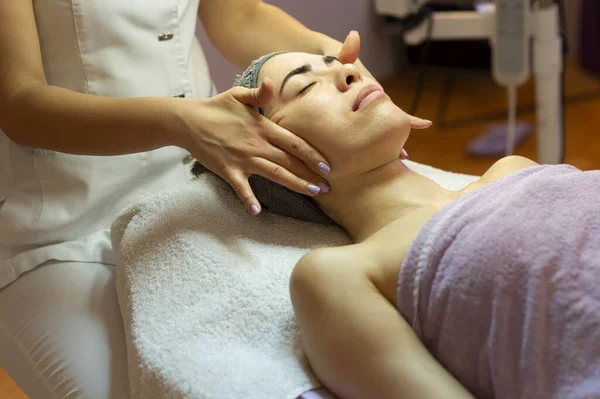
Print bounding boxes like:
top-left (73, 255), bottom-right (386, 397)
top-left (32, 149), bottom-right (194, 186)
top-left (317, 160), bottom-right (457, 242)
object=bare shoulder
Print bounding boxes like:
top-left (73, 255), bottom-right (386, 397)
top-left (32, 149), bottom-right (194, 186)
top-left (491, 155), bottom-right (539, 171)
top-left (457, 156), bottom-right (539, 196)
top-left (483, 155), bottom-right (539, 181)
top-left (296, 245), bottom-right (369, 269)
top-left (293, 244), bottom-right (381, 282)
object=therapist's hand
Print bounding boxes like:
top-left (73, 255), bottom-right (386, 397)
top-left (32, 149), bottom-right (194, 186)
top-left (174, 79), bottom-right (330, 215)
top-left (335, 31), bottom-right (376, 81)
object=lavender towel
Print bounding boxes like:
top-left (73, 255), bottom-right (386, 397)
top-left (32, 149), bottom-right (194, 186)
top-left (398, 164), bottom-right (600, 399)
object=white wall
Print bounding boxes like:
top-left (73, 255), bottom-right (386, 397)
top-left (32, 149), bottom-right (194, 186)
top-left (196, 0), bottom-right (400, 92)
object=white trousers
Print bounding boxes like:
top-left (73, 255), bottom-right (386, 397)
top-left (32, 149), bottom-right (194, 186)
top-left (0, 261), bottom-right (129, 398)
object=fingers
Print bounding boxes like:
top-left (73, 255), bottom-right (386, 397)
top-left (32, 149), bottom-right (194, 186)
top-left (232, 77), bottom-right (275, 109)
top-left (224, 171), bottom-right (262, 215)
top-left (265, 122), bottom-right (331, 178)
top-left (254, 77), bottom-right (275, 108)
top-left (409, 115), bottom-right (433, 129)
top-left (338, 30), bottom-right (361, 65)
top-left (223, 146), bottom-right (331, 218)
top-left (250, 158), bottom-right (325, 197)
top-left (264, 148), bottom-right (330, 193)
top-left (338, 31), bottom-right (377, 81)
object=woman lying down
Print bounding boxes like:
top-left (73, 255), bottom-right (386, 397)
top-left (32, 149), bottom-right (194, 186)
top-left (193, 50), bottom-right (600, 399)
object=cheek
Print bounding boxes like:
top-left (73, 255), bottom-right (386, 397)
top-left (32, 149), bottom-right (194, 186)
top-left (283, 98), bottom-right (351, 143)
top-left (299, 94), bottom-right (343, 123)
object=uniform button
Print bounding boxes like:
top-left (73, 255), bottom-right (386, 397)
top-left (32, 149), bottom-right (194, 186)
top-left (158, 32), bottom-right (174, 41)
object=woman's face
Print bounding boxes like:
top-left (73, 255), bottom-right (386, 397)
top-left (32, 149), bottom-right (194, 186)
top-left (259, 52), bottom-right (412, 174)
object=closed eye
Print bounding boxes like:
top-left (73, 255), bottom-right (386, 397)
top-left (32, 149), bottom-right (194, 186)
top-left (298, 81), bottom-right (317, 96)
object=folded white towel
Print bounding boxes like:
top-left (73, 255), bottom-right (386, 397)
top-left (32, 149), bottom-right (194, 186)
top-left (110, 160), bottom-right (479, 399)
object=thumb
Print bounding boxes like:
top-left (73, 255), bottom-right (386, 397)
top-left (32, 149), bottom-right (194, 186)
top-left (338, 30), bottom-right (360, 64)
top-left (409, 115), bottom-right (433, 129)
top-left (233, 76), bottom-right (275, 109)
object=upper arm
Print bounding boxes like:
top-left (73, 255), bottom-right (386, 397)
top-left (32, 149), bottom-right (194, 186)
top-left (0, 0), bottom-right (46, 108)
top-left (198, 0), bottom-right (260, 37)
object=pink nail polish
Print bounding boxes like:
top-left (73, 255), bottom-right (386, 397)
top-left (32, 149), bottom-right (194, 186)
top-left (318, 162), bottom-right (331, 175)
top-left (318, 182), bottom-right (330, 194)
top-left (307, 184), bottom-right (321, 195)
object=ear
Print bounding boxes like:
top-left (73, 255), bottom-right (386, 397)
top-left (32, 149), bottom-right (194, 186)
top-left (409, 115), bottom-right (432, 129)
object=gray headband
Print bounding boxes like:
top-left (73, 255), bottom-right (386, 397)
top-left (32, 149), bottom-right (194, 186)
top-left (232, 51), bottom-right (286, 115)
top-left (193, 51), bottom-right (335, 226)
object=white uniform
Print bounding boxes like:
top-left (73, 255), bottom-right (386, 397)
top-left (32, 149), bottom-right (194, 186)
top-left (0, 1), bottom-right (216, 397)
top-left (0, 0), bottom-right (215, 289)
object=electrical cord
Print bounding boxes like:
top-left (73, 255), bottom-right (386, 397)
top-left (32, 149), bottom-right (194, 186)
top-left (505, 84), bottom-right (518, 155)
top-left (556, 0), bottom-right (567, 163)
top-left (409, 6), bottom-right (434, 116)
top-left (436, 50), bottom-right (459, 129)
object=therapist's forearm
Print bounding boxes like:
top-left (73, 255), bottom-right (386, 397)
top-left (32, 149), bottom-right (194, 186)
top-left (202, 2), bottom-right (344, 69)
top-left (1, 84), bottom-right (185, 155)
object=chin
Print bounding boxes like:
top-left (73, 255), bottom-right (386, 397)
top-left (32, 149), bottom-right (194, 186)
top-left (362, 102), bottom-right (410, 142)
top-left (379, 112), bottom-right (410, 154)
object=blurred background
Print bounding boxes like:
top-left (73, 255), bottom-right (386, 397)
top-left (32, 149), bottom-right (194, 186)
top-left (1, 0), bottom-right (600, 396)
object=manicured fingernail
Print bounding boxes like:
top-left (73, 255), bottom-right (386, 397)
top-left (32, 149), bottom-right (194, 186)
top-left (318, 162), bottom-right (331, 175)
top-left (307, 184), bottom-right (321, 195)
top-left (402, 149), bottom-right (409, 159)
top-left (318, 182), bottom-right (330, 194)
top-left (424, 119), bottom-right (433, 125)
top-left (251, 204), bottom-right (261, 215)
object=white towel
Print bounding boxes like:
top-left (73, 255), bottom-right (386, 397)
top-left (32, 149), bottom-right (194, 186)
top-left (110, 160), bottom-right (479, 399)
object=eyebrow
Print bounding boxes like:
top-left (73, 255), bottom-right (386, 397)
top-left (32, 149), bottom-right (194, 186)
top-left (278, 55), bottom-right (340, 95)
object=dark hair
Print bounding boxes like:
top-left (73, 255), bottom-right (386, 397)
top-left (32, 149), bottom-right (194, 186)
top-left (191, 161), bottom-right (335, 225)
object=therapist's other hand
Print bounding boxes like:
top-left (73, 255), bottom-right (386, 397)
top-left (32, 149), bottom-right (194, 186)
top-left (409, 115), bottom-right (433, 129)
top-left (336, 31), bottom-right (375, 81)
top-left (399, 116), bottom-right (433, 160)
top-left (175, 78), bottom-right (331, 215)
top-left (337, 31), bottom-right (360, 64)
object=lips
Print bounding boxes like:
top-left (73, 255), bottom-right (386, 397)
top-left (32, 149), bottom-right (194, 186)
top-left (353, 84), bottom-right (384, 112)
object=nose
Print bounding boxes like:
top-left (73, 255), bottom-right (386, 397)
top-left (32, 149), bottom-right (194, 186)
top-left (336, 63), bottom-right (362, 92)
